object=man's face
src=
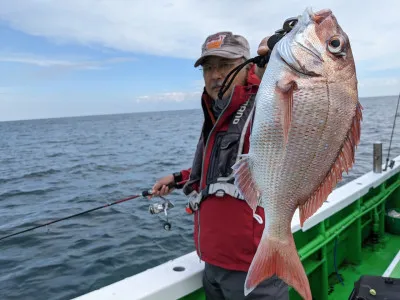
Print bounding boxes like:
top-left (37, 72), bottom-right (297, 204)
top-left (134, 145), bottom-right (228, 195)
top-left (201, 56), bottom-right (247, 100)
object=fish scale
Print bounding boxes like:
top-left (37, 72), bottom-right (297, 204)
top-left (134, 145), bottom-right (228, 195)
top-left (232, 7), bottom-right (362, 300)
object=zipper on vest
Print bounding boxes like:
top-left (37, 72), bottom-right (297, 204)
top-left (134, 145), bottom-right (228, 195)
top-left (197, 89), bottom-right (234, 260)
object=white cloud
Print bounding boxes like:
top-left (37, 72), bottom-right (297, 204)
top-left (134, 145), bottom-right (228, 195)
top-left (136, 91), bottom-right (201, 103)
top-left (358, 77), bottom-right (400, 97)
top-left (0, 0), bottom-right (399, 99)
top-left (0, 53), bottom-right (135, 70)
top-left (0, 90), bottom-right (202, 121)
top-left (0, 0), bottom-right (398, 63)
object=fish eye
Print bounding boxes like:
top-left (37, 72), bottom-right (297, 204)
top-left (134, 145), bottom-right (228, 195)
top-left (327, 36), bottom-right (345, 55)
top-left (330, 39), bottom-right (340, 48)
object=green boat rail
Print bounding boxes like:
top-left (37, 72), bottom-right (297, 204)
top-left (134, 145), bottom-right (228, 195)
top-left (72, 153), bottom-right (400, 300)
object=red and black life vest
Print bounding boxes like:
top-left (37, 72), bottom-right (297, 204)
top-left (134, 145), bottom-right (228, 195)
top-left (182, 83), bottom-right (259, 207)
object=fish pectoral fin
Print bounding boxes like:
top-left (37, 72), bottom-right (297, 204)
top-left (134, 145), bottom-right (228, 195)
top-left (231, 156), bottom-right (261, 212)
top-left (299, 101), bottom-right (363, 227)
top-left (245, 234), bottom-right (312, 300)
top-left (275, 79), bottom-right (297, 144)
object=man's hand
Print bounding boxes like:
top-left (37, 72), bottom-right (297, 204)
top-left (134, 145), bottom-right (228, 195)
top-left (149, 174), bottom-right (175, 199)
top-left (254, 36), bottom-right (271, 79)
top-left (257, 36), bottom-right (271, 56)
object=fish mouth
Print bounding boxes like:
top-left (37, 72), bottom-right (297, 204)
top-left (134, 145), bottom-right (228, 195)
top-left (276, 7), bottom-right (329, 77)
top-left (276, 32), bottom-right (321, 77)
top-left (302, 7), bottom-right (332, 25)
top-left (311, 9), bottom-right (332, 24)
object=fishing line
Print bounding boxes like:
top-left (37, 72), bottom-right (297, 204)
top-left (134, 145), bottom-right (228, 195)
top-left (218, 55), bottom-right (269, 100)
top-left (383, 91), bottom-right (400, 171)
top-left (0, 182), bottom-right (179, 242)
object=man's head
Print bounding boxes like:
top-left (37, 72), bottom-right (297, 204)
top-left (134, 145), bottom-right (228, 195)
top-left (195, 32), bottom-right (251, 100)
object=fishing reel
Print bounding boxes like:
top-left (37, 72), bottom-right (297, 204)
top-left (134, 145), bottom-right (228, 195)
top-left (148, 196), bottom-right (174, 231)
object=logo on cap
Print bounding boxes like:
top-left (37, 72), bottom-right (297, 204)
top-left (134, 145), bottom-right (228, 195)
top-left (205, 34), bottom-right (226, 50)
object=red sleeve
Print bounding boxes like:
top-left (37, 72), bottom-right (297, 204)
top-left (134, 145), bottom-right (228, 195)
top-left (180, 168), bottom-right (192, 181)
top-left (173, 168), bottom-right (193, 190)
top-left (247, 64), bottom-right (261, 86)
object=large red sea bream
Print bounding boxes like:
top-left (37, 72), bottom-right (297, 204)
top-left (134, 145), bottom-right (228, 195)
top-left (232, 7), bottom-right (362, 300)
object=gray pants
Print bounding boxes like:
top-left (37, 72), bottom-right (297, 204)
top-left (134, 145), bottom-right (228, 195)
top-left (202, 263), bottom-right (289, 300)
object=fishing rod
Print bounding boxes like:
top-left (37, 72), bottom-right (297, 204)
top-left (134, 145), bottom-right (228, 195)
top-left (383, 91), bottom-right (400, 171)
top-left (0, 182), bottom-right (181, 242)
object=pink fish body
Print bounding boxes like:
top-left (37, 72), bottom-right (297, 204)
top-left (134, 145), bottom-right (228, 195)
top-left (232, 7), bottom-right (362, 300)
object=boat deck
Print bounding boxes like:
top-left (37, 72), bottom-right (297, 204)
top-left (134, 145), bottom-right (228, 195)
top-left (180, 233), bottom-right (400, 300)
top-left (328, 233), bottom-right (400, 299)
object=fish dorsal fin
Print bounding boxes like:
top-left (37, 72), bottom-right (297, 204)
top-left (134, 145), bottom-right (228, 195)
top-left (276, 79), bottom-right (297, 144)
top-left (299, 101), bottom-right (363, 227)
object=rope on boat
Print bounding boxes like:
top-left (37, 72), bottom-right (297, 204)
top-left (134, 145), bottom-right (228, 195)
top-left (384, 91), bottom-right (400, 171)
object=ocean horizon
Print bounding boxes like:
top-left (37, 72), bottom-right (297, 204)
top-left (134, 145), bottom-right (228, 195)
top-left (1, 94), bottom-right (398, 123)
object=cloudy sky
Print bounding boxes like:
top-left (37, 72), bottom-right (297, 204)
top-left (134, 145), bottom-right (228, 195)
top-left (0, 0), bottom-right (399, 121)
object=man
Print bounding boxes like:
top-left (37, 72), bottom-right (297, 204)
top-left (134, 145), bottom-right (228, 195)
top-left (151, 32), bottom-right (289, 299)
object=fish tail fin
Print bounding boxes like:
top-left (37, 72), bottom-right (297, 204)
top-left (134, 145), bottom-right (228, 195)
top-left (232, 154), bottom-right (260, 212)
top-left (245, 233), bottom-right (312, 300)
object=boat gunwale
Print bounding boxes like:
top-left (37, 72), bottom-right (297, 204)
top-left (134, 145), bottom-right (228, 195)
top-left (71, 154), bottom-right (400, 300)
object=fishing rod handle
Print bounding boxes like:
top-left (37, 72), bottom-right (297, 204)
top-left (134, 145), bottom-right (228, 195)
top-left (142, 182), bottom-right (177, 197)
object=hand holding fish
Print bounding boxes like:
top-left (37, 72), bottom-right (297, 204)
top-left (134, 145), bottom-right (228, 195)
top-left (254, 36), bottom-right (271, 79)
top-left (257, 36), bottom-right (271, 56)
